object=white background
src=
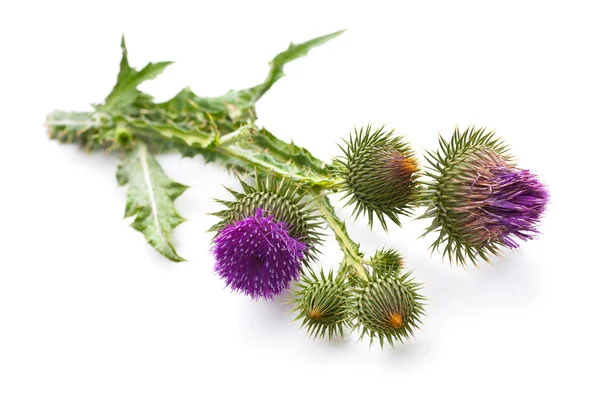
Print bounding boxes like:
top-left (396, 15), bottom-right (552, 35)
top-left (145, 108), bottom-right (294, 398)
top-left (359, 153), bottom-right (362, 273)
top-left (1, 1), bottom-right (598, 399)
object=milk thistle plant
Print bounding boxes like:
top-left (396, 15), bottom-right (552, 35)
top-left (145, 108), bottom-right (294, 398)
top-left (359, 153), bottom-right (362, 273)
top-left (46, 31), bottom-right (549, 348)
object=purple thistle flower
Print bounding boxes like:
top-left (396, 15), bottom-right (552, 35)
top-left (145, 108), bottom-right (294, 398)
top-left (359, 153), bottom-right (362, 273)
top-left (212, 208), bottom-right (307, 299)
top-left (458, 151), bottom-right (549, 249)
top-left (423, 127), bottom-right (550, 265)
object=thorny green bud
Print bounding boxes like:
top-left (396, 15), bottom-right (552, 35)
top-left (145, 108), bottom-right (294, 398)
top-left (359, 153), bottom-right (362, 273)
top-left (354, 273), bottom-right (425, 348)
top-left (334, 125), bottom-right (420, 230)
top-left (291, 268), bottom-right (352, 340)
top-left (369, 248), bottom-right (403, 277)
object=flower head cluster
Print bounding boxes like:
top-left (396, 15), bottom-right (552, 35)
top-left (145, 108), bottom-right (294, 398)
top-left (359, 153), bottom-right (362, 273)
top-left (49, 30), bottom-right (554, 351)
top-left (212, 209), bottom-right (307, 299)
top-left (422, 127), bottom-right (549, 265)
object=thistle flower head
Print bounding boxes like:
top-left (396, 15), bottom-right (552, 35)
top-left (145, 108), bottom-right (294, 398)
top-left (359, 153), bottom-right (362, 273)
top-left (211, 173), bottom-right (323, 264)
top-left (421, 127), bottom-right (549, 265)
top-left (291, 268), bottom-right (352, 340)
top-left (212, 208), bottom-right (307, 299)
top-left (458, 149), bottom-right (548, 248)
top-left (334, 125), bottom-right (420, 230)
top-left (354, 272), bottom-right (425, 348)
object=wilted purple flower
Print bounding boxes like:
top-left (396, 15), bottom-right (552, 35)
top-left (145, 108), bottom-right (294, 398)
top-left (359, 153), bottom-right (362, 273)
top-left (458, 150), bottom-right (549, 249)
top-left (212, 208), bottom-right (307, 299)
top-left (423, 127), bottom-right (550, 265)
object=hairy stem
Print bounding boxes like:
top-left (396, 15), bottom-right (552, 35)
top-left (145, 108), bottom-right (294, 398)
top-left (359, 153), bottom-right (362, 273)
top-left (311, 190), bottom-right (368, 281)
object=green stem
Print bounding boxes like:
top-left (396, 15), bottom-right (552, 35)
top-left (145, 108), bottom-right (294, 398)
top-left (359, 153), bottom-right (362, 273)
top-left (216, 124), bottom-right (257, 146)
top-left (47, 111), bottom-right (343, 189)
top-left (48, 109), bottom-right (368, 278)
top-left (215, 144), bottom-right (338, 188)
top-left (311, 190), bottom-right (368, 282)
top-left (131, 118), bottom-right (341, 188)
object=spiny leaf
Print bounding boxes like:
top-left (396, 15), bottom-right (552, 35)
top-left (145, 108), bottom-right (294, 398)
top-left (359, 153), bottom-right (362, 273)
top-left (102, 36), bottom-right (173, 112)
top-left (250, 128), bottom-right (330, 178)
top-left (241, 29), bottom-right (346, 104)
top-left (47, 31), bottom-right (344, 263)
top-left (155, 30), bottom-right (345, 125)
top-left (116, 143), bottom-right (187, 261)
top-left (45, 110), bottom-right (102, 148)
top-left (123, 114), bottom-right (214, 148)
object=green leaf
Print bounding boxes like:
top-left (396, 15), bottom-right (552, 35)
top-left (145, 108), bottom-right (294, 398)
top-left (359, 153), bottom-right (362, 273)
top-left (102, 36), bottom-right (173, 112)
top-left (116, 143), bottom-right (187, 262)
top-left (243, 29), bottom-right (346, 104)
top-left (47, 31), bottom-right (344, 259)
top-left (250, 128), bottom-right (330, 177)
top-left (45, 110), bottom-right (102, 148)
top-left (155, 30), bottom-right (345, 124)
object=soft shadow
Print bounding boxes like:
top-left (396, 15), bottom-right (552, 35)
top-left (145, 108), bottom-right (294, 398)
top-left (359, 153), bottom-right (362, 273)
top-left (380, 340), bottom-right (432, 368)
top-left (406, 248), bottom-right (540, 307)
top-left (234, 293), bottom-right (360, 357)
top-left (235, 293), bottom-right (299, 342)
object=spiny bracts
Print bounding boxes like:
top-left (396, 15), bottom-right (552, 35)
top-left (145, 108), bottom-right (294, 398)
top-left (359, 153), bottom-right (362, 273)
top-left (334, 125), bottom-right (420, 230)
top-left (354, 273), bottom-right (426, 348)
top-left (211, 173), bottom-right (323, 265)
top-left (421, 127), bottom-right (549, 266)
top-left (46, 30), bottom-right (551, 350)
top-left (369, 248), bottom-right (404, 277)
top-left (291, 268), bottom-right (352, 340)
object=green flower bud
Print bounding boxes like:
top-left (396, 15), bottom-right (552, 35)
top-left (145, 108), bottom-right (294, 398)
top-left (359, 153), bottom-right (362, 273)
top-left (369, 248), bottom-right (403, 277)
top-left (335, 125), bottom-right (420, 230)
top-left (291, 268), bottom-right (352, 340)
top-left (355, 273), bottom-right (425, 348)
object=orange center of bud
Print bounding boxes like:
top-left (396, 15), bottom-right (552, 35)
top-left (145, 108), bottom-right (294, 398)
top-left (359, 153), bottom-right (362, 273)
top-left (398, 156), bottom-right (418, 177)
top-left (309, 307), bottom-right (323, 320)
top-left (387, 311), bottom-right (403, 328)
top-left (385, 152), bottom-right (418, 191)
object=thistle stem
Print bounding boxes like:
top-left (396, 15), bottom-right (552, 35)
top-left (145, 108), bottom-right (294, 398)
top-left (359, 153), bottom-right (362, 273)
top-left (212, 125), bottom-right (339, 189)
top-left (48, 111), bottom-right (341, 189)
top-left (311, 190), bottom-right (368, 282)
top-left (216, 124), bottom-right (257, 146)
top-left (215, 144), bottom-right (329, 185)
